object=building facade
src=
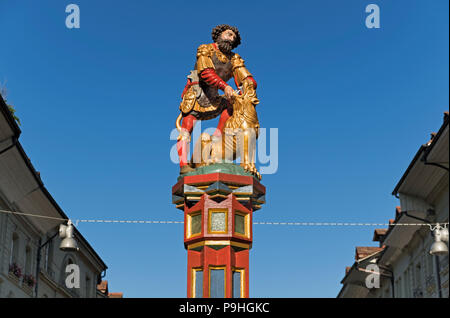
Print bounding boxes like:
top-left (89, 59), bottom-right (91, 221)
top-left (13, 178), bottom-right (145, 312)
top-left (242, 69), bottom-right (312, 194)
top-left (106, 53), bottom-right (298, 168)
top-left (0, 94), bottom-right (117, 298)
top-left (338, 112), bottom-right (449, 298)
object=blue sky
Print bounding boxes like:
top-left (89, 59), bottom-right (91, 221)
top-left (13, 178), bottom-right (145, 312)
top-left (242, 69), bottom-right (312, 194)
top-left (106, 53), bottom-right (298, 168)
top-left (0, 0), bottom-right (448, 297)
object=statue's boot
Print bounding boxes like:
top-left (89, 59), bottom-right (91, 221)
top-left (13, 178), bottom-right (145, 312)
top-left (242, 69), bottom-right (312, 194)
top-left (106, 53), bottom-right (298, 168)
top-left (180, 164), bottom-right (195, 175)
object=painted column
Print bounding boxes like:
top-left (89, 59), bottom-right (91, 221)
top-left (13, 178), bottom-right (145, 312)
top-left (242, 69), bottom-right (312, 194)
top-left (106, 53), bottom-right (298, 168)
top-left (172, 170), bottom-right (265, 298)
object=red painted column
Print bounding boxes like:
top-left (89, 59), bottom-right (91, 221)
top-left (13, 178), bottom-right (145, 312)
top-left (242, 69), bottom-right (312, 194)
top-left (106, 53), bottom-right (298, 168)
top-left (173, 172), bottom-right (265, 298)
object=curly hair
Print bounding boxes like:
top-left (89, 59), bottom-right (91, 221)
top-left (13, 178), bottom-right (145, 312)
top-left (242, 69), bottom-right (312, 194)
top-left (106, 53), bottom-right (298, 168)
top-left (211, 24), bottom-right (241, 49)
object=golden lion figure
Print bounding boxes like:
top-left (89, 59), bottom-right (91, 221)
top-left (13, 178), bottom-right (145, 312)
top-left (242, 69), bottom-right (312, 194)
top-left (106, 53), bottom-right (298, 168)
top-left (189, 80), bottom-right (261, 180)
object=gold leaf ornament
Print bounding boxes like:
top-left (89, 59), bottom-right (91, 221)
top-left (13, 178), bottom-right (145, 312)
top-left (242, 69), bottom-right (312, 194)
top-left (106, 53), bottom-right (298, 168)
top-left (179, 87), bottom-right (197, 114)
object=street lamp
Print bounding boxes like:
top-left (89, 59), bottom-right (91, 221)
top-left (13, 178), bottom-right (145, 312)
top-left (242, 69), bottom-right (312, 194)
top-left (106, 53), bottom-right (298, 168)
top-left (35, 220), bottom-right (79, 297)
top-left (401, 211), bottom-right (448, 256)
top-left (439, 226), bottom-right (449, 243)
top-left (430, 223), bottom-right (449, 256)
top-left (59, 220), bottom-right (79, 251)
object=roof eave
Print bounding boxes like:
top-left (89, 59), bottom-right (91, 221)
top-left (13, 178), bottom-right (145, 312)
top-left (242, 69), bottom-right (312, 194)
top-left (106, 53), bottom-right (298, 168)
top-left (392, 145), bottom-right (426, 197)
top-left (0, 94), bottom-right (21, 137)
top-left (392, 113), bottom-right (450, 197)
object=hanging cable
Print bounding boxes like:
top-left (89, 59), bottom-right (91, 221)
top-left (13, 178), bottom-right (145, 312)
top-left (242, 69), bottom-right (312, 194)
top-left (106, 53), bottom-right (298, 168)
top-left (1, 208), bottom-right (447, 228)
top-left (0, 208), bottom-right (68, 221)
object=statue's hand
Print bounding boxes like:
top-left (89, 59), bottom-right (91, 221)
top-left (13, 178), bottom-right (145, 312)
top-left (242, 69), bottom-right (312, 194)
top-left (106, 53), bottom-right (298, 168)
top-left (224, 85), bottom-right (234, 101)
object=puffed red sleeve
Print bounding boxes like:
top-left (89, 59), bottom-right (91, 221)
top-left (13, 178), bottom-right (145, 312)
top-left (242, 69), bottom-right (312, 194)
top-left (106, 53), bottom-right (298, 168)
top-left (200, 68), bottom-right (229, 91)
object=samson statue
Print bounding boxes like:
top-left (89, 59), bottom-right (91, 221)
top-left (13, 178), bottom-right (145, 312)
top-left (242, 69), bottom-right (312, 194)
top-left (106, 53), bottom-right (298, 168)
top-left (175, 24), bottom-right (261, 179)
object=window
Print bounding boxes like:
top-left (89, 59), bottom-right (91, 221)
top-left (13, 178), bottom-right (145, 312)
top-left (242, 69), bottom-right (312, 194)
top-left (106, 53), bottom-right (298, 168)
top-left (44, 238), bottom-right (54, 273)
top-left (208, 209), bottom-right (227, 234)
top-left (402, 271), bottom-right (408, 298)
top-left (395, 278), bottom-right (401, 298)
top-left (232, 269), bottom-right (244, 298)
top-left (85, 276), bottom-right (91, 298)
top-left (25, 246), bottom-right (32, 275)
top-left (10, 233), bottom-right (19, 264)
top-left (405, 266), bottom-right (412, 297)
top-left (187, 212), bottom-right (202, 238)
top-left (415, 262), bottom-right (422, 289)
top-left (192, 268), bottom-right (203, 298)
top-left (209, 267), bottom-right (226, 298)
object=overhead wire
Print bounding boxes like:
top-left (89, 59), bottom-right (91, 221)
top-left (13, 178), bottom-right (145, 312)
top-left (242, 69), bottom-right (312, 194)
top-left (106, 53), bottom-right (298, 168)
top-left (1, 208), bottom-right (447, 228)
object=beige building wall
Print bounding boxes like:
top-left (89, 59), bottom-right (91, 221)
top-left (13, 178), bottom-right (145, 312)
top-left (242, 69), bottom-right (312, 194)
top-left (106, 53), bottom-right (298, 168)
top-left (0, 195), bottom-right (107, 298)
top-left (338, 112), bottom-right (449, 298)
top-left (0, 94), bottom-right (108, 298)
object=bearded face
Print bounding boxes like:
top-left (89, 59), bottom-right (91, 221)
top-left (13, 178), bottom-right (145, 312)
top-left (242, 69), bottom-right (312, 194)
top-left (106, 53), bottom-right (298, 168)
top-left (216, 29), bottom-right (237, 54)
top-left (211, 25), bottom-right (241, 53)
top-left (216, 37), bottom-right (234, 54)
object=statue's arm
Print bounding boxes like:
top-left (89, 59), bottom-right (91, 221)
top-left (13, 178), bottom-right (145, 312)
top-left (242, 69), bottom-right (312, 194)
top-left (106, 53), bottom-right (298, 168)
top-left (231, 54), bottom-right (258, 104)
top-left (231, 54), bottom-right (257, 90)
top-left (196, 44), bottom-right (230, 91)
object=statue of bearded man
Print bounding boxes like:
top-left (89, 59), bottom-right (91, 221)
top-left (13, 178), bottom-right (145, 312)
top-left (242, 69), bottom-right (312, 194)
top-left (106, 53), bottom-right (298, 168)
top-left (176, 24), bottom-right (258, 175)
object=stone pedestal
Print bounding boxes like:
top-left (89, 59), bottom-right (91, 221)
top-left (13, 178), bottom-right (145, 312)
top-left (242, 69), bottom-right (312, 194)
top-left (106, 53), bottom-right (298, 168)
top-left (172, 164), bottom-right (265, 298)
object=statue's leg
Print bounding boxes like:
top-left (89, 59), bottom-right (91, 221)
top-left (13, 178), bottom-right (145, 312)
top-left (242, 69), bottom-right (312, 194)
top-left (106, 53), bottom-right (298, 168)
top-left (223, 131), bottom-right (236, 163)
top-left (239, 129), bottom-right (250, 170)
top-left (210, 104), bottom-right (232, 163)
top-left (213, 105), bottom-right (232, 137)
top-left (177, 114), bottom-right (197, 167)
top-left (238, 127), bottom-right (260, 179)
top-left (246, 127), bottom-right (259, 177)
